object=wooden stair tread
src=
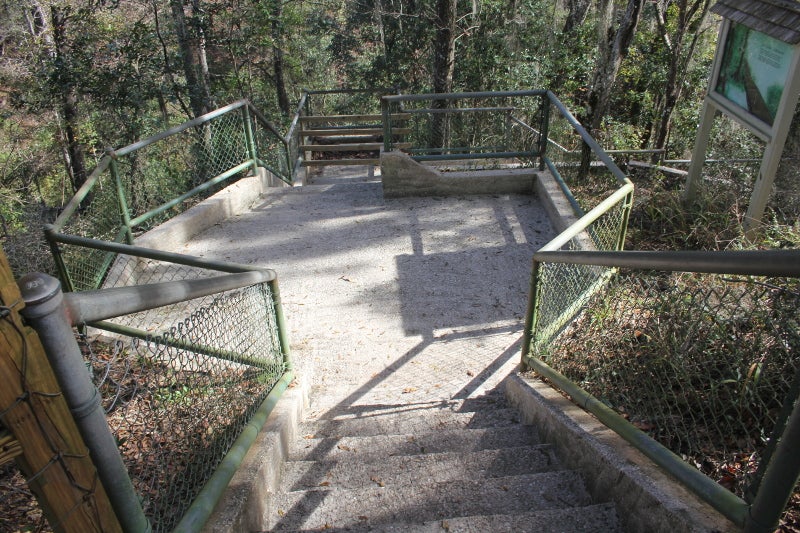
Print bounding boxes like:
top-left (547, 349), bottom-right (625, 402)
top-left (299, 113), bottom-right (410, 123)
top-left (300, 142), bottom-right (411, 152)
top-left (302, 127), bottom-right (412, 136)
top-left (301, 158), bottom-right (380, 166)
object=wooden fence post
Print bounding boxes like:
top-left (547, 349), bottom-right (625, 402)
top-left (0, 246), bottom-right (122, 533)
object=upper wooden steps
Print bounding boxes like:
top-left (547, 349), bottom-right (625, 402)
top-left (301, 158), bottom-right (380, 167)
top-left (299, 113), bottom-right (410, 123)
top-left (300, 142), bottom-right (411, 152)
top-left (300, 112), bottom-right (411, 170)
top-left (303, 127), bottom-right (411, 137)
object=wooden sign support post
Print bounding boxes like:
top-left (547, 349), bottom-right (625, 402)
top-left (684, 1), bottom-right (800, 237)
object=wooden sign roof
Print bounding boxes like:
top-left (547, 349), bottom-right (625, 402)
top-left (711, 0), bottom-right (800, 44)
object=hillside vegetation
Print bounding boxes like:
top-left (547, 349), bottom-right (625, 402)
top-left (1, 0), bottom-right (797, 275)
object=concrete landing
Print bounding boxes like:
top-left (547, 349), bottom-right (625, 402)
top-left (168, 164), bottom-right (734, 532)
top-left (180, 165), bottom-right (554, 407)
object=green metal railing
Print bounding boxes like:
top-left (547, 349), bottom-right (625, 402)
top-left (380, 90), bottom-right (550, 168)
top-left (522, 249), bottom-right (800, 531)
top-left (522, 96), bottom-right (800, 531)
top-left (47, 100), bottom-right (291, 293)
top-left (520, 90), bottom-right (800, 531)
top-left (23, 238), bottom-right (292, 533)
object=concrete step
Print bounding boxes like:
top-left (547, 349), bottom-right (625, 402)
top-left (282, 444), bottom-right (560, 491)
top-left (266, 470), bottom-right (594, 531)
top-left (299, 406), bottom-right (526, 439)
top-left (272, 503), bottom-right (621, 532)
top-left (401, 504), bottom-right (621, 532)
top-left (290, 425), bottom-right (542, 462)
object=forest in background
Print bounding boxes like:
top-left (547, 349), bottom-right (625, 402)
top-left (0, 0), bottom-right (796, 276)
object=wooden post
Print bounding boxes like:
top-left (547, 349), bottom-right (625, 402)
top-left (0, 247), bottom-right (122, 533)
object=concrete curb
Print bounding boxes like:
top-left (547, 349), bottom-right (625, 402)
top-left (533, 168), bottom-right (581, 236)
top-left (504, 373), bottom-right (737, 533)
top-left (136, 168), bottom-right (286, 252)
top-left (380, 150), bottom-right (536, 198)
top-left (202, 369), bottom-right (310, 533)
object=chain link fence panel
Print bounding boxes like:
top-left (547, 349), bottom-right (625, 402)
top-left (77, 254), bottom-right (286, 532)
top-left (531, 268), bottom-right (800, 503)
top-left (383, 93), bottom-right (543, 170)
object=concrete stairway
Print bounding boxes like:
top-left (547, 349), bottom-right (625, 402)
top-left (263, 392), bottom-right (622, 532)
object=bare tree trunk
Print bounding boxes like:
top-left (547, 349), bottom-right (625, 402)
top-left (153, 0), bottom-right (191, 119)
top-left (431, 0), bottom-right (457, 150)
top-left (49, 5), bottom-right (87, 195)
top-left (192, 0), bottom-right (216, 111)
top-left (651, 0), bottom-right (712, 160)
top-left (170, 0), bottom-right (211, 118)
top-left (271, 0), bottom-right (290, 115)
top-left (563, 0), bottom-right (592, 34)
top-left (579, 0), bottom-right (643, 178)
top-left (550, 0), bottom-right (593, 92)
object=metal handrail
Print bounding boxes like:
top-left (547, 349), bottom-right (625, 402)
top-left (25, 237), bottom-right (293, 531)
top-left (381, 89), bottom-right (548, 102)
top-left (545, 92), bottom-right (629, 186)
top-left (533, 249), bottom-right (800, 278)
top-left (527, 238), bottom-right (800, 529)
top-left (538, 183), bottom-right (635, 251)
top-left (64, 270), bottom-right (276, 324)
top-left (51, 156), bottom-right (113, 232)
top-left (52, 99), bottom-right (288, 234)
top-left (523, 247), bottom-right (800, 530)
top-left (113, 100), bottom-right (250, 157)
top-left (380, 90), bottom-right (548, 165)
top-left (284, 92), bottom-right (308, 145)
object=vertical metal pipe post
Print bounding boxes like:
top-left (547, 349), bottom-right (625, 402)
top-left (520, 260), bottom-right (543, 370)
top-left (110, 158), bottom-right (135, 245)
top-left (745, 394), bottom-right (800, 533)
top-left (17, 273), bottom-right (150, 533)
top-left (44, 226), bottom-right (76, 294)
top-left (242, 105), bottom-right (259, 177)
top-left (269, 278), bottom-right (293, 372)
top-left (615, 189), bottom-right (634, 251)
top-left (504, 109), bottom-right (511, 153)
top-left (538, 95), bottom-right (550, 171)
top-left (381, 97), bottom-right (392, 153)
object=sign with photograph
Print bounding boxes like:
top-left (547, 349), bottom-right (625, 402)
top-left (713, 22), bottom-right (793, 127)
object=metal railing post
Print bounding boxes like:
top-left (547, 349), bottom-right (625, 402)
top-left (538, 95), bottom-right (550, 171)
top-left (745, 392), bottom-right (800, 533)
top-left (269, 278), bottom-right (293, 371)
top-left (17, 273), bottom-right (150, 533)
top-left (381, 97), bottom-right (392, 153)
top-left (615, 189), bottom-right (634, 251)
top-left (44, 225), bottom-right (76, 294)
top-left (110, 157), bottom-right (135, 245)
top-left (242, 105), bottom-right (259, 177)
top-left (520, 259), bottom-right (543, 370)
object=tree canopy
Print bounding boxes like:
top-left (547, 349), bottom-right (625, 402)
top-left (2, 0), bottom-right (793, 274)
